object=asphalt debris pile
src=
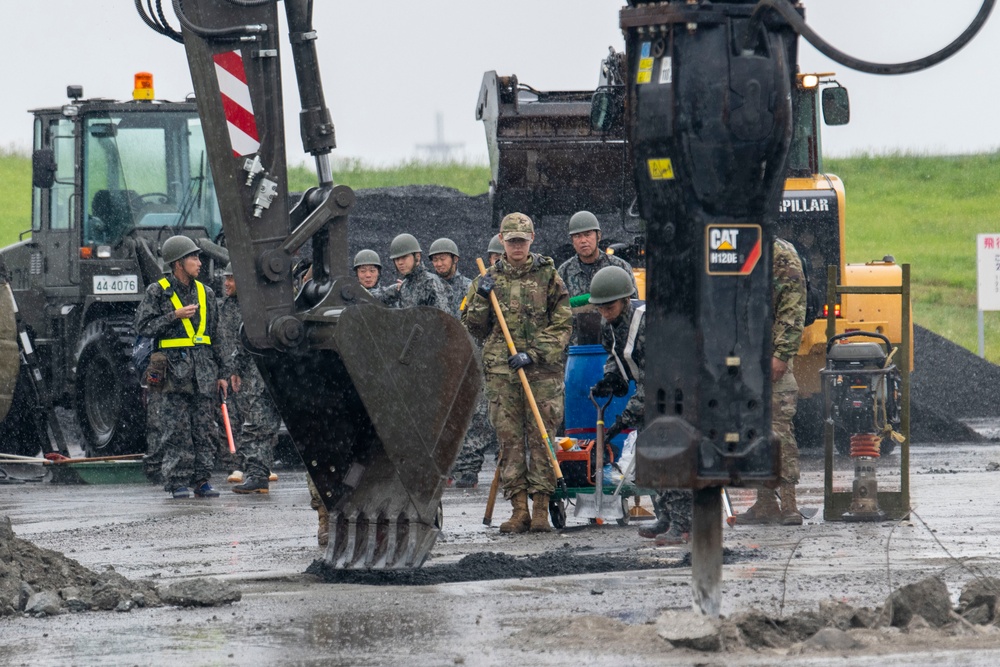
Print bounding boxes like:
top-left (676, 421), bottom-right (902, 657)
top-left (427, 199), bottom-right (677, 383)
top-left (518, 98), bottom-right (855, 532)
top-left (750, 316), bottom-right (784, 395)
top-left (0, 516), bottom-right (241, 616)
top-left (538, 575), bottom-right (1000, 656)
top-left (911, 325), bottom-right (1000, 442)
top-left (308, 546), bottom-right (759, 586)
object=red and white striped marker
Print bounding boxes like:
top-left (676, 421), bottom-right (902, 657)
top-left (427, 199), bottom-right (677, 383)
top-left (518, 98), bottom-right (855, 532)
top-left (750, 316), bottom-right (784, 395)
top-left (213, 50), bottom-right (260, 157)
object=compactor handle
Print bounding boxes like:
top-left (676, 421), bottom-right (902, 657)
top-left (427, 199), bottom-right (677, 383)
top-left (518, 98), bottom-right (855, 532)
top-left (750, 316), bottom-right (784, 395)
top-left (826, 330), bottom-right (892, 356)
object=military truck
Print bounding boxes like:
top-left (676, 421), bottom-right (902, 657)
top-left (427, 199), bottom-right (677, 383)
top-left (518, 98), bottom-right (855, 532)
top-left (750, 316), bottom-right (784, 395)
top-left (0, 77), bottom-right (228, 457)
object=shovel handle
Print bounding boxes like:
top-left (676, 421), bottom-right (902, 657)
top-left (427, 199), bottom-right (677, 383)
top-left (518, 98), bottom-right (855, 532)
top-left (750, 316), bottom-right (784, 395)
top-left (219, 393), bottom-right (236, 455)
top-left (476, 258), bottom-right (565, 490)
top-left (483, 461), bottom-right (502, 525)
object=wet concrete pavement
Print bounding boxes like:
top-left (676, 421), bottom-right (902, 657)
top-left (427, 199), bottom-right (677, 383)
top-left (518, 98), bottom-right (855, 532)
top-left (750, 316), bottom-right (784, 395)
top-left (4, 443), bottom-right (1000, 665)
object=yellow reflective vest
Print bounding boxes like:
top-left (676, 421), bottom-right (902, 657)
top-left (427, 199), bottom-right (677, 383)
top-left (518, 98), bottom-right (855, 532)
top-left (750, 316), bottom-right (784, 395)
top-left (157, 277), bottom-right (212, 348)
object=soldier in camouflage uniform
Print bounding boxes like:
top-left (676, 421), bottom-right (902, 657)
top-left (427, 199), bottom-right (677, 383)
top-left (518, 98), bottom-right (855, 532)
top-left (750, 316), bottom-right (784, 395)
top-left (428, 238), bottom-right (471, 318)
top-left (557, 211), bottom-right (637, 345)
top-left (353, 249), bottom-right (382, 291)
top-left (218, 264), bottom-right (282, 494)
top-left (589, 266), bottom-right (692, 545)
top-left (734, 238), bottom-right (808, 526)
top-left (463, 213), bottom-right (572, 533)
top-left (424, 238), bottom-right (498, 488)
top-left (377, 233), bottom-right (451, 311)
top-left (134, 236), bottom-right (226, 499)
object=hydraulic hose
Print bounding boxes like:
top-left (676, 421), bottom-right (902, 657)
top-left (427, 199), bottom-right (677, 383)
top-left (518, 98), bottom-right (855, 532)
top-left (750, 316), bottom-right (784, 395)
top-left (172, 0), bottom-right (268, 39)
top-left (134, 0), bottom-right (184, 43)
top-left (746, 0), bottom-right (995, 75)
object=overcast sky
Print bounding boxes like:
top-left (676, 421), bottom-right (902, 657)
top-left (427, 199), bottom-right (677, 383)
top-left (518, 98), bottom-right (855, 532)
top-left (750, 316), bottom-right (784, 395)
top-left (3, 1), bottom-right (996, 165)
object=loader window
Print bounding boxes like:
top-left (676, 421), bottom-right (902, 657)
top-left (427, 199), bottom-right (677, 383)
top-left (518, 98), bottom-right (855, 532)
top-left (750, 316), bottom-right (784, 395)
top-left (49, 119), bottom-right (76, 231)
top-left (82, 111), bottom-right (223, 246)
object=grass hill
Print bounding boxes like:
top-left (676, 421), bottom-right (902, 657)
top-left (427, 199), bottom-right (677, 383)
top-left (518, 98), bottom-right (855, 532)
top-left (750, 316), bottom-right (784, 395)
top-left (2, 150), bottom-right (1000, 360)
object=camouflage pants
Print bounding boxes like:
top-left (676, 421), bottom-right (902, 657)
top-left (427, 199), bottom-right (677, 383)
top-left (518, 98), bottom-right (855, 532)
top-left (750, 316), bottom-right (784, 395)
top-left (652, 489), bottom-right (693, 533)
top-left (486, 373), bottom-right (562, 498)
top-left (231, 371), bottom-right (281, 480)
top-left (147, 390), bottom-right (219, 492)
top-left (143, 392), bottom-right (165, 483)
top-left (773, 368), bottom-right (800, 486)
top-left (451, 389), bottom-right (498, 476)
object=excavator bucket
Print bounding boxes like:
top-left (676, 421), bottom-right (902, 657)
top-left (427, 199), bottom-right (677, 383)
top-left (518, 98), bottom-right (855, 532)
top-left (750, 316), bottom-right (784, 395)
top-left (152, 0), bottom-right (483, 568)
top-left (260, 305), bottom-right (480, 568)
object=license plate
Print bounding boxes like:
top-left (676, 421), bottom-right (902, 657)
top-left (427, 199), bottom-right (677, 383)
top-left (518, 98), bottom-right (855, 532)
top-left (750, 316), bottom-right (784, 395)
top-left (93, 275), bottom-right (139, 295)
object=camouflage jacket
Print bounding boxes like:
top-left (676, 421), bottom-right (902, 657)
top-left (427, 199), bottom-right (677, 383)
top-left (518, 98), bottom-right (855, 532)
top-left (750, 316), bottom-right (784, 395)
top-left (557, 252), bottom-right (637, 299)
top-left (379, 263), bottom-right (451, 311)
top-left (773, 238), bottom-right (807, 362)
top-left (462, 253), bottom-right (571, 380)
top-left (601, 300), bottom-right (645, 430)
top-left (440, 271), bottom-right (472, 318)
top-left (134, 275), bottom-right (223, 396)
top-left (218, 294), bottom-right (263, 385)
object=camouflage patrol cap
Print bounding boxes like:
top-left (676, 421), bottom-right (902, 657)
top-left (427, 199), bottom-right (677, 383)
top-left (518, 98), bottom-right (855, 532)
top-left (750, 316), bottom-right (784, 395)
top-left (487, 234), bottom-right (504, 255)
top-left (222, 263), bottom-right (233, 276)
top-left (500, 213), bottom-right (534, 241)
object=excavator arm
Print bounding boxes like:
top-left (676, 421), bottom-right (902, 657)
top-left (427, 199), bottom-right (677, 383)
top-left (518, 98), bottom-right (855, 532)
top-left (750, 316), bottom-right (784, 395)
top-left (147, 0), bottom-right (481, 568)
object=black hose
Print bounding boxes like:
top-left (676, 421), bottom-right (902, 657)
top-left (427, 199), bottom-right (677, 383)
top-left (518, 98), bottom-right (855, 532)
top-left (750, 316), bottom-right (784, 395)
top-left (172, 0), bottom-right (268, 39)
top-left (747, 0), bottom-right (996, 75)
top-left (226, 0), bottom-right (274, 6)
top-left (134, 0), bottom-right (183, 43)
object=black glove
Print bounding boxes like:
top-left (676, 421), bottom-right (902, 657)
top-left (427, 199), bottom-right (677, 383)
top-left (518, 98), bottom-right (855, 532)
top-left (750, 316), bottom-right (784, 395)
top-left (604, 419), bottom-right (624, 441)
top-left (476, 274), bottom-right (495, 299)
top-left (593, 373), bottom-right (628, 398)
top-left (508, 352), bottom-right (533, 371)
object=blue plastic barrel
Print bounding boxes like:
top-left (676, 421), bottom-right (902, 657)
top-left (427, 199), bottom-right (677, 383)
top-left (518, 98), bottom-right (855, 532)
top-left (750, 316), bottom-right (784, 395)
top-left (563, 344), bottom-right (635, 458)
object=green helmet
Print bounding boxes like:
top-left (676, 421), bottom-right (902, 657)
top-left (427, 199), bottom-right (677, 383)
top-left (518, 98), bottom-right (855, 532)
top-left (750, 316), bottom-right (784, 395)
top-left (222, 263), bottom-right (233, 276)
top-left (588, 266), bottom-right (634, 304)
top-left (487, 235), bottom-right (504, 255)
top-left (568, 210), bottom-right (601, 235)
top-left (161, 235), bottom-right (200, 265)
top-left (353, 249), bottom-right (382, 269)
top-left (428, 237), bottom-right (460, 258)
top-left (389, 233), bottom-right (422, 259)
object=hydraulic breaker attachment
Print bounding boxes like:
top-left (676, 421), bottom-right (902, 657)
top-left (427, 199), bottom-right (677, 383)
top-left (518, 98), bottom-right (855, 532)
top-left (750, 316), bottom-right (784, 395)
top-left (619, 1), bottom-right (798, 615)
top-left (160, 0), bottom-right (481, 568)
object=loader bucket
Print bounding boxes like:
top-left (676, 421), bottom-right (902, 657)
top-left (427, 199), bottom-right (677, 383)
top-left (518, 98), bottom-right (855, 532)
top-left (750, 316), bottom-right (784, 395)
top-left (259, 304), bottom-right (481, 569)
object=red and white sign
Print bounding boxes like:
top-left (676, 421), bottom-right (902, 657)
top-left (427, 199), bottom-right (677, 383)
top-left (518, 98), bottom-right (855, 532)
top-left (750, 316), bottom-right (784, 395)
top-left (977, 234), bottom-right (1000, 311)
top-left (213, 50), bottom-right (260, 157)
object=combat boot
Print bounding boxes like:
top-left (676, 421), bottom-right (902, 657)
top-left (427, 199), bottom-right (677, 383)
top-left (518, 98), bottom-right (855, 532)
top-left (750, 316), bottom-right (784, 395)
top-left (530, 493), bottom-right (552, 533)
top-left (499, 491), bottom-right (531, 534)
top-left (779, 484), bottom-right (803, 526)
top-left (734, 490), bottom-right (782, 525)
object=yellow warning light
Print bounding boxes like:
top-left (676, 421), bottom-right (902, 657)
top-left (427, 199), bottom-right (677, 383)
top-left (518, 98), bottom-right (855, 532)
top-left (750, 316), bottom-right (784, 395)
top-left (133, 72), bottom-right (155, 101)
top-left (801, 74), bottom-right (820, 89)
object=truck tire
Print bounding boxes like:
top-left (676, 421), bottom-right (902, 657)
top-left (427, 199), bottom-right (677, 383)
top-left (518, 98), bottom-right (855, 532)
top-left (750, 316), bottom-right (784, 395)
top-left (74, 321), bottom-right (144, 457)
top-left (0, 366), bottom-right (45, 457)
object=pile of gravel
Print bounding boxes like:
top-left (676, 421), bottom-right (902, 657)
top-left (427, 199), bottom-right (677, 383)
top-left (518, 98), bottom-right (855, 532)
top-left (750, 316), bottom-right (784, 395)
top-left (912, 325), bottom-right (1000, 423)
top-left (0, 517), bottom-right (240, 616)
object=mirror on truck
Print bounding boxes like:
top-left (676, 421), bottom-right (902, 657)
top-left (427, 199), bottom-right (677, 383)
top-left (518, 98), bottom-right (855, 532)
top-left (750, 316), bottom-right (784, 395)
top-left (590, 87), bottom-right (622, 133)
top-left (31, 149), bottom-right (56, 189)
top-left (89, 123), bottom-right (118, 138)
top-left (822, 86), bottom-right (850, 126)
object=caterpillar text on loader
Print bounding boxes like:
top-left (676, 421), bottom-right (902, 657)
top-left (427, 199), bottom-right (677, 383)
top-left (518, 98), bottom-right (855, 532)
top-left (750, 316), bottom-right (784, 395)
top-left (0, 78), bottom-right (230, 457)
top-left (136, 0), bottom-right (480, 569)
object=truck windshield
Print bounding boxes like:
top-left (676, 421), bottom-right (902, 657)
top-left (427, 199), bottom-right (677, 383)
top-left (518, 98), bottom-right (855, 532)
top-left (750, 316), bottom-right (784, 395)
top-left (82, 110), bottom-right (223, 246)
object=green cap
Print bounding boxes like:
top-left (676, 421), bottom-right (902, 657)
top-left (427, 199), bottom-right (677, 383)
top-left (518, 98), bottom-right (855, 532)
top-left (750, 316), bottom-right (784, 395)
top-left (428, 238), bottom-right (460, 258)
top-left (353, 249), bottom-right (382, 269)
top-left (161, 235), bottom-right (200, 265)
top-left (389, 233), bottom-right (422, 259)
top-left (588, 266), bottom-right (634, 305)
top-left (568, 210), bottom-right (601, 235)
top-left (500, 212), bottom-right (534, 241)
top-left (487, 235), bottom-right (504, 255)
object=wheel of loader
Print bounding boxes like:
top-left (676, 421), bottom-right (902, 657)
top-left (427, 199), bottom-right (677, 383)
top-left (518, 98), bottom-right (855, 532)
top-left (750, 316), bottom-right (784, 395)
top-left (549, 497), bottom-right (567, 530)
top-left (0, 365), bottom-right (45, 457)
top-left (616, 496), bottom-right (631, 526)
top-left (74, 321), bottom-right (144, 457)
